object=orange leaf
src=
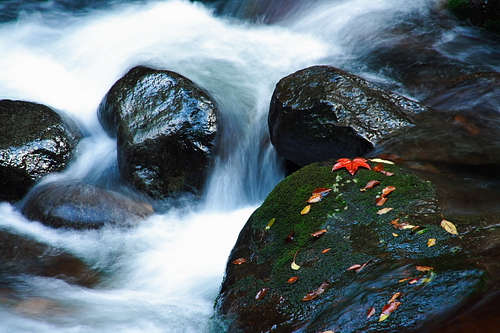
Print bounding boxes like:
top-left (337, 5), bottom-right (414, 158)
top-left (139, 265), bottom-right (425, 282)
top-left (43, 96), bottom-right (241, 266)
top-left (388, 292), bottom-right (402, 304)
top-left (416, 265), bottom-right (434, 272)
top-left (375, 196), bottom-right (387, 206)
top-left (255, 287), bottom-right (269, 300)
top-left (301, 282), bottom-right (329, 301)
top-left (360, 180), bottom-right (380, 191)
top-left (367, 307), bottom-right (376, 318)
top-left (232, 258), bottom-right (246, 265)
top-left (332, 157), bottom-right (371, 176)
top-left (376, 207), bottom-right (393, 214)
top-left (379, 301), bottom-right (401, 322)
top-left (287, 276), bottom-right (299, 284)
top-left (312, 188), bottom-right (332, 195)
top-left (373, 163), bottom-right (395, 176)
top-left (347, 264), bottom-right (362, 271)
top-left (300, 205), bottom-right (311, 215)
top-left (307, 193), bottom-right (323, 203)
top-left (382, 186), bottom-right (396, 196)
top-left (311, 229), bottom-right (327, 238)
top-left (322, 248), bottom-right (331, 254)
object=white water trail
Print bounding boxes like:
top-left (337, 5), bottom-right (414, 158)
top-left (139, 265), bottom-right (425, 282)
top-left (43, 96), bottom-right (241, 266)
top-left (0, 0), bottom-right (329, 332)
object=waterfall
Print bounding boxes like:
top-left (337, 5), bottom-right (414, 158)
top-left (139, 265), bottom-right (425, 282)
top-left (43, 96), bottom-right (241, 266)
top-left (0, 0), bottom-right (499, 332)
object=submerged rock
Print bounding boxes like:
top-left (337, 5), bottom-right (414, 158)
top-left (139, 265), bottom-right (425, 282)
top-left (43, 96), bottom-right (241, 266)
top-left (268, 65), bottom-right (429, 168)
top-left (98, 66), bottom-right (218, 199)
top-left (216, 159), bottom-right (500, 332)
top-left (0, 228), bottom-right (99, 287)
top-left (20, 180), bottom-right (154, 230)
top-left (0, 100), bottom-right (82, 202)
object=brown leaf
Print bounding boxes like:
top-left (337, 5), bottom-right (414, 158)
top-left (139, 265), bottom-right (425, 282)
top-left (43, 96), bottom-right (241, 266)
top-left (255, 287), bottom-right (269, 300)
top-left (311, 229), bottom-right (327, 238)
top-left (379, 301), bottom-right (401, 322)
top-left (367, 307), bottom-right (376, 318)
top-left (416, 265), bottom-right (434, 272)
top-left (312, 188), bottom-right (332, 195)
top-left (375, 196), bottom-right (387, 206)
top-left (360, 180), bottom-right (381, 192)
top-left (391, 218), bottom-right (415, 230)
top-left (454, 115), bottom-right (481, 135)
top-left (373, 163), bottom-right (394, 176)
top-left (376, 207), bottom-right (394, 215)
top-left (388, 292), bottom-right (402, 304)
top-left (441, 219), bottom-right (458, 235)
top-left (347, 259), bottom-right (372, 273)
top-left (284, 231), bottom-right (295, 243)
top-left (307, 193), bottom-right (323, 203)
top-left (347, 264), bottom-right (362, 271)
top-left (300, 205), bottom-right (311, 215)
top-left (382, 186), bottom-right (396, 196)
top-left (232, 258), bottom-right (246, 265)
top-left (301, 282), bottom-right (330, 301)
top-left (287, 276), bottom-right (299, 284)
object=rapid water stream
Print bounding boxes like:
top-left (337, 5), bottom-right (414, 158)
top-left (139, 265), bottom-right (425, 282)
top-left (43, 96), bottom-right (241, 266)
top-left (0, 0), bottom-right (499, 332)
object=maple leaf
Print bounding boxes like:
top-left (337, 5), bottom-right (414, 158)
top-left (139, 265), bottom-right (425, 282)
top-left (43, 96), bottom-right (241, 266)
top-left (331, 158), bottom-right (371, 175)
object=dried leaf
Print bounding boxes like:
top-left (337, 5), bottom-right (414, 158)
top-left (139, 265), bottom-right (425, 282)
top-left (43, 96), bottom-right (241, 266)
top-left (392, 233), bottom-right (398, 237)
top-left (382, 186), bottom-right (396, 196)
top-left (312, 188), bottom-right (332, 195)
top-left (347, 264), bottom-right (362, 271)
top-left (375, 196), bottom-right (387, 206)
top-left (367, 307), bottom-right (376, 318)
top-left (376, 207), bottom-right (393, 215)
top-left (399, 277), bottom-right (414, 283)
top-left (388, 292), bottom-right (402, 304)
top-left (284, 231), bottom-right (295, 243)
top-left (319, 331), bottom-right (335, 333)
top-left (379, 301), bottom-right (401, 322)
top-left (416, 266), bottom-right (434, 272)
top-left (369, 158), bottom-right (394, 164)
top-left (232, 258), bottom-right (246, 265)
top-left (441, 219), bottom-right (458, 235)
top-left (265, 218), bottom-right (275, 231)
top-left (322, 248), bottom-right (331, 254)
top-left (307, 194), bottom-right (323, 203)
top-left (301, 282), bottom-right (329, 301)
top-left (347, 259), bottom-right (372, 273)
top-left (373, 163), bottom-right (395, 176)
top-left (300, 205), bottom-right (311, 215)
top-left (291, 261), bottom-right (301, 270)
top-left (360, 180), bottom-right (381, 191)
top-left (287, 276), bottom-right (299, 284)
top-left (311, 229), bottom-right (327, 238)
top-left (332, 157), bottom-right (371, 176)
top-left (255, 287), bottom-right (269, 300)
top-left (427, 238), bottom-right (436, 247)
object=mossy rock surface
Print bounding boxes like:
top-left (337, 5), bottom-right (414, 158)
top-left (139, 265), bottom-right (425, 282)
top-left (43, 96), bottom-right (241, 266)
top-left (216, 159), bottom-right (500, 332)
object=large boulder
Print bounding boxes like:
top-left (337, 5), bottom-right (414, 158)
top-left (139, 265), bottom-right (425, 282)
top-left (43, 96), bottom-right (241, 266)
top-left (215, 159), bottom-right (500, 332)
top-left (0, 100), bottom-right (82, 202)
top-left (20, 180), bottom-right (154, 230)
top-left (0, 228), bottom-right (99, 287)
top-left (98, 66), bottom-right (218, 199)
top-left (268, 65), bottom-right (429, 168)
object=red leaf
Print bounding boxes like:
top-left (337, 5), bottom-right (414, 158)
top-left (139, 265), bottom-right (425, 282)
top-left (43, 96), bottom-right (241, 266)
top-left (332, 158), bottom-right (371, 176)
top-left (255, 287), bottom-right (269, 300)
top-left (312, 188), bottom-right (332, 195)
top-left (232, 258), bottom-right (246, 265)
top-left (311, 229), bottom-right (327, 238)
top-left (287, 276), bottom-right (299, 284)
top-left (301, 282), bottom-right (329, 301)
top-left (381, 301), bottom-right (401, 315)
top-left (367, 307), bottom-right (376, 318)
top-left (360, 180), bottom-right (380, 191)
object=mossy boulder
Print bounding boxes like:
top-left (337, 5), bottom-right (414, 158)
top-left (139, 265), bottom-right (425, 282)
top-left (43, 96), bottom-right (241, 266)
top-left (216, 159), bottom-right (500, 332)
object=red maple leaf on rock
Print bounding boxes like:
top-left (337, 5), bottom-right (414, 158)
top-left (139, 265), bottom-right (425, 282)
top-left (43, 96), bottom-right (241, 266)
top-left (331, 158), bottom-right (371, 175)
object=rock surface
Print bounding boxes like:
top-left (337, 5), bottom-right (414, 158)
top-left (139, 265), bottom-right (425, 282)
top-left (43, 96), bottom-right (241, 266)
top-left (0, 100), bottom-right (82, 202)
top-left (98, 66), bottom-right (218, 199)
top-left (216, 159), bottom-right (500, 332)
top-left (20, 180), bottom-right (154, 229)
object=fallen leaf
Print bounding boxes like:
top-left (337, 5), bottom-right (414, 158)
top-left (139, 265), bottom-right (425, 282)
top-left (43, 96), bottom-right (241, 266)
top-left (409, 278), bottom-right (420, 284)
top-left (301, 282), bottom-right (329, 301)
top-left (382, 186), bottom-right (396, 196)
top-left (392, 233), bottom-right (398, 237)
top-left (291, 250), bottom-right (300, 270)
top-left (322, 248), bottom-right (331, 254)
top-left (388, 292), bottom-right (402, 304)
top-left (427, 238), bottom-right (436, 247)
top-left (319, 331), bottom-right (335, 333)
top-left (347, 259), bottom-right (372, 273)
top-left (360, 180), bottom-right (381, 192)
top-left (367, 307), bottom-right (376, 318)
top-left (284, 231), bottom-right (295, 243)
top-left (332, 157), bottom-right (371, 176)
top-left (287, 276), bottom-right (299, 284)
top-left (265, 218), bottom-right (275, 230)
top-left (454, 115), bottom-right (481, 135)
top-left (347, 264), bottom-right (362, 271)
top-left (375, 196), bottom-right (387, 206)
top-left (300, 205), bottom-right (311, 215)
top-left (369, 158), bottom-right (395, 164)
top-left (255, 287), bottom-right (269, 300)
top-left (311, 229), bottom-right (327, 238)
top-left (307, 194), bottom-right (323, 203)
top-left (416, 266), bottom-right (434, 272)
top-left (441, 219), bottom-right (458, 235)
top-left (399, 277), bottom-right (414, 283)
top-left (376, 207), bottom-right (393, 215)
top-left (391, 219), bottom-right (415, 230)
top-left (312, 188), bottom-right (332, 195)
top-left (232, 258), bottom-right (246, 265)
top-left (379, 301), bottom-right (401, 322)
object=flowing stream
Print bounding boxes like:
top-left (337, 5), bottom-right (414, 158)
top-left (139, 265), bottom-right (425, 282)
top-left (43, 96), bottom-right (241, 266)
top-left (0, 0), bottom-right (499, 332)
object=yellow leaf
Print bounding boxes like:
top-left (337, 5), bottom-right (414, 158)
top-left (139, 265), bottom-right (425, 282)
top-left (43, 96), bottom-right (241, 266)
top-left (291, 261), bottom-right (300, 270)
top-left (300, 205), bottom-right (311, 215)
top-left (392, 233), bottom-right (398, 237)
top-left (379, 313), bottom-right (389, 322)
top-left (427, 238), bottom-right (436, 247)
top-left (265, 218), bottom-right (275, 230)
top-left (376, 207), bottom-right (394, 215)
top-left (369, 158), bottom-right (395, 164)
top-left (440, 219), bottom-right (458, 235)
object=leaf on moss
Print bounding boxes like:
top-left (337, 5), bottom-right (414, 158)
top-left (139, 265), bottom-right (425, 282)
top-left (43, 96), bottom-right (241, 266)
top-left (376, 207), bottom-right (393, 215)
top-left (391, 218), bottom-right (415, 230)
top-left (291, 250), bottom-right (300, 270)
top-left (332, 157), bottom-right (371, 175)
top-left (255, 287), bottom-right (269, 300)
top-left (441, 219), bottom-right (458, 235)
top-left (367, 307), bottom-right (376, 318)
top-left (284, 231), bottom-right (295, 243)
top-left (373, 163), bottom-right (395, 176)
top-left (322, 248), bottom-right (331, 254)
top-left (301, 281), bottom-right (329, 301)
top-left (311, 229), bottom-right (327, 238)
top-left (379, 301), bottom-right (401, 322)
top-left (375, 196), bottom-right (387, 206)
top-left (427, 238), bottom-right (436, 247)
top-left (287, 276), bottom-right (299, 284)
top-left (300, 205), bottom-right (311, 215)
top-left (416, 265), bottom-right (434, 272)
top-left (369, 158), bottom-right (395, 164)
top-left (232, 258), bottom-right (246, 265)
top-left (265, 218), bottom-right (275, 230)
top-left (360, 180), bottom-right (380, 192)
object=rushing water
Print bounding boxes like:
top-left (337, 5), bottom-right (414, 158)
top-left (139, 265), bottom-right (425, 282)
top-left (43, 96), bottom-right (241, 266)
top-left (0, 0), bottom-right (499, 332)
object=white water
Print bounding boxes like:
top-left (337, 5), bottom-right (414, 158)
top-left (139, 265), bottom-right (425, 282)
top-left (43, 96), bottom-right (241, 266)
top-left (0, 0), bottom-right (498, 331)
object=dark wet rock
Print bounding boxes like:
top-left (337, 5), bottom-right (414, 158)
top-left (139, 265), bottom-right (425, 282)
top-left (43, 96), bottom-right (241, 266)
top-left (216, 160), bottom-right (500, 332)
top-left (97, 66), bottom-right (218, 199)
top-left (20, 180), bottom-right (154, 230)
top-left (0, 228), bottom-right (99, 287)
top-left (268, 65), bottom-right (429, 168)
top-left (0, 100), bottom-right (82, 202)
